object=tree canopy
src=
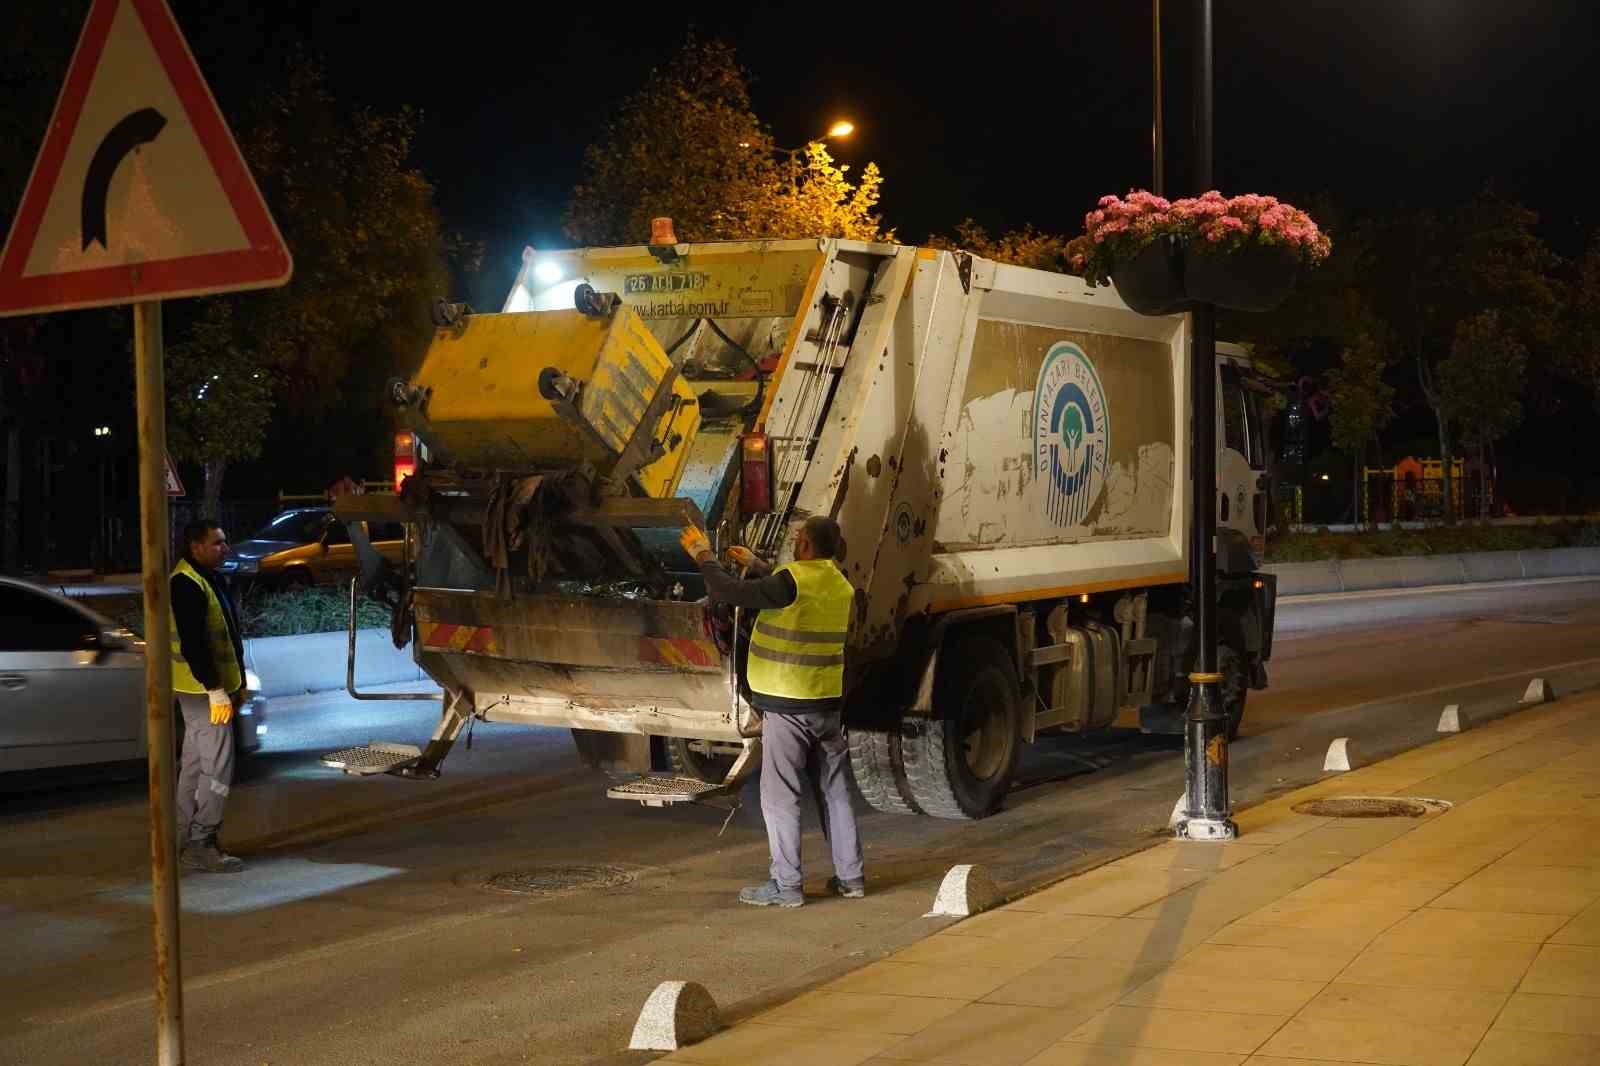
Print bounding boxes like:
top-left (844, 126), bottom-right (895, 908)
top-left (564, 35), bottom-right (890, 246)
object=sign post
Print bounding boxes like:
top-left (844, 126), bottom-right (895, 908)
top-left (0, 3), bottom-right (291, 1062)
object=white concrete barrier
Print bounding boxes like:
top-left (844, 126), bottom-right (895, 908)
top-left (242, 629), bottom-right (432, 699)
top-left (1266, 546), bottom-right (1600, 599)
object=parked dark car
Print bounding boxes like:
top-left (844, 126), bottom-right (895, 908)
top-left (219, 507), bottom-right (404, 589)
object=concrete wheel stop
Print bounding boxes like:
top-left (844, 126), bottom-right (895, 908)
top-left (628, 980), bottom-right (721, 1051)
top-left (925, 864), bottom-right (1000, 918)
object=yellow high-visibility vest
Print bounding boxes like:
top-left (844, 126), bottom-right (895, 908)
top-left (170, 559), bottom-right (243, 695)
top-left (746, 559), bottom-right (854, 701)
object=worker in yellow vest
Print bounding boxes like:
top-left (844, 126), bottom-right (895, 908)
top-left (170, 519), bottom-right (248, 873)
top-left (681, 515), bottom-right (864, 907)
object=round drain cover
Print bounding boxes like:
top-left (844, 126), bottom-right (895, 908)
top-left (1292, 796), bottom-right (1449, 819)
top-left (484, 864), bottom-right (634, 896)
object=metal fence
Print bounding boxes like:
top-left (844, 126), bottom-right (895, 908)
top-left (1360, 475), bottom-right (1496, 524)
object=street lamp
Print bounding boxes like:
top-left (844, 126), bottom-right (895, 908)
top-left (771, 118), bottom-right (856, 159)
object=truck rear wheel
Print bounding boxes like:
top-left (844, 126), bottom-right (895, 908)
top-left (847, 728), bottom-right (920, 815)
top-left (901, 636), bottom-right (1022, 820)
top-left (666, 738), bottom-right (737, 783)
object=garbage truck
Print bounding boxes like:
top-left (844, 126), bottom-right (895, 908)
top-left (323, 235), bottom-right (1277, 820)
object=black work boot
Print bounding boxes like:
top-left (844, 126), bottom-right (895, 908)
top-left (181, 836), bottom-right (244, 873)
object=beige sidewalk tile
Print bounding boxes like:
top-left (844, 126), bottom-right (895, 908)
top-left (872, 1002), bottom-right (1098, 1065)
top-left (1063, 1005), bottom-right (1287, 1056)
top-left (1464, 1028), bottom-right (1600, 1066)
top-left (1494, 992), bottom-right (1600, 1036)
top-left (1329, 858), bottom-right (1493, 884)
top-left (1256, 1015), bottom-right (1484, 1066)
top-left (1116, 843), bottom-right (1278, 873)
top-left (755, 990), bottom-right (969, 1036)
top-left (1429, 879), bottom-right (1600, 917)
top-left (1119, 972), bottom-right (1324, 1015)
top-left (1230, 809), bottom-right (1328, 843)
top-left (826, 959), bottom-right (1016, 1001)
top-left (1056, 916), bottom-right (1221, 963)
top-left (1381, 907), bottom-right (1569, 945)
top-left (1203, 921), bottom-right (1374, 958)
top-left (1244, 1059), bottom-right (1372, 1066)
top-left (1300, 981), bottom-right (1508, 1028)
top-left (1169, 942), bottom-right (1351, 983)
top-left (983, 957), bottom-right (1166, 1010)
top-left (1279, 875), bottom-right (1454, 909)
top-left (661, 1021), bottom-right (900, 1065)
top-left (1469, 863), bottom-right (1600, 892)
top-left (1520, 943), bottom-right (1600, 998)
top-left (1367, 920), bottom-right (1556, 959)
top-left (1340, 949), bottom-right (1534, 992)
top-left (1027, 1045), bottom-right (1247, 1066)
top-left (1018, 872), bottom-right (1206, 918)
top-left (943, 909), bottom-right (1115, 945)
top-left (893, 932), bottom-right (1065, 971)
top-left (1550, 903), bottom-right (1600, 946)
top-left (1233, 900), bottom-right (1414, 935)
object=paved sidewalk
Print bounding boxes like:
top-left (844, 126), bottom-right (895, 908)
top-left (660, 694), bottom-right (1600, 1066)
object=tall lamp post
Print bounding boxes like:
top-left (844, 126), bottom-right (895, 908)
top-left (1177, 0), bottom-right (1237, 841)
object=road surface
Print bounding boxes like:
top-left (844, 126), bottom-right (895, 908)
top-left (3, 577), bottom-right (1599, 1065)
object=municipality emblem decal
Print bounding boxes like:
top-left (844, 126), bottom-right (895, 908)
top-left (1034, 342), bottom-right (1110, 526)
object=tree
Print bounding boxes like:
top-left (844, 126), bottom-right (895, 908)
top-left (1323, 332), bottom-right (1394, 524)
top-left (564, 35), bottom-right (890, 245)
top-left (1370, 192), bottom-right (1558, 523)
top-left (167, 60), bottom-right (455, 513)
top-left (1561, 230), bottom-right (1600, 410)
top-left (1439, 311), bottom-right (1528, 521)
top-left (927, 221), bottom-right (1072, 271)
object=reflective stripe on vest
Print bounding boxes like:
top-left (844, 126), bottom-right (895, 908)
top-left (169, 559), bottom-right (243, 695)
top-left (745, 559), bottom-right (854, 701)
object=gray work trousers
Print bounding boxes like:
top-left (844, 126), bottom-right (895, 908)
top-left (175, 691), bottom-right (236, 844)
top-left (759, 710), bottom-right (864, 889)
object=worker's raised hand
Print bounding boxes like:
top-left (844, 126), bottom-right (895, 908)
top-left (678, 526), bottom-right (713, 562)
top-left (208, 689), bottom-right (234, 726)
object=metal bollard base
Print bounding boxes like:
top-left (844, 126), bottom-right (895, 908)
top-left (1176, 815), bottom-right (1239, 841)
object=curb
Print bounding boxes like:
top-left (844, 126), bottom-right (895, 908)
top-left (1267, 545), bottom-right (1600, 596)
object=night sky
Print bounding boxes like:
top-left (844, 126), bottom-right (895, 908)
top-left (164, 0), bottom-right (1600, 303)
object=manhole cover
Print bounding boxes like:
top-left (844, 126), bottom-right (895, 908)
top-left (1291, 796), bottom-right (1451, 819)
top-left (483, 864), bottom-right (634, 896)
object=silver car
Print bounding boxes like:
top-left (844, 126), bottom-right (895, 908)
top-left (0, 576), bottom-right (262, 774)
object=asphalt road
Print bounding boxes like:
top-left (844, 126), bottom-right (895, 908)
top-left (4, 577), bottom-right (1600, 1066)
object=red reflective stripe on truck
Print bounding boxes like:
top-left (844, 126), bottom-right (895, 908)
top-left (463, 626), bottom-right (499, 655)
top-left (421, 623), bottom-right (459, 648)
top-left (638, 637), bottom-right (719, 668)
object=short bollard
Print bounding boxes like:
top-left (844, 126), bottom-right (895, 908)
top-left (1323, 738), bottom-right (1358, 772)
top-left (1437, 705), bottom-right (1470, 734)
top-left (1521, 678), bottom-right (1555, 704)
top-left (628, 981), bottom-right (721, 1052)
top-left (925, 864), bottom-right (1000, 918)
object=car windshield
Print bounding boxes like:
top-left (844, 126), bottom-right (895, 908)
top-left (252, 510), bottom-right (328, 544)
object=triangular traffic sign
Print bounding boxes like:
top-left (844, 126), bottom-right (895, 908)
top-left (164, 451), bottom-right (185, 496)
top-left (0, 0), bottom-right (292, 317)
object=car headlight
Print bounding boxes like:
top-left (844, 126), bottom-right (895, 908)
top-left (235, 559), bottom-right (259, 574)
top-left (245, 669), bottom-right (261, 691)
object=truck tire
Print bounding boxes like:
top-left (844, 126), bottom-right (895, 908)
top-left (666, 738), bottom-right (737, 783)
top-left (901, 636), bottom-right (1022, 820)
top-left (847, 728), bottom-right (920, 815)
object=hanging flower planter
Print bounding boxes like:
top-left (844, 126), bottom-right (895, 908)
top-left (1183, 241), bottom-right (1299, 312)
top-left (1075, 190), bottom-right (1331, 318)
top-left (1110, 237), bottom-right (1189, 316)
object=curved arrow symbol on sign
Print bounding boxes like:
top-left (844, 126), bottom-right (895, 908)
top-left (81, 107), bottom-right (168, 251)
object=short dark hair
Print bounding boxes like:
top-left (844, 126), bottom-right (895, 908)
top-left (183, 519), bottom-right (222, 559)
top-left (802, 516), bottom-right (844, 561)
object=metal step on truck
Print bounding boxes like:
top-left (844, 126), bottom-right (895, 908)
top-left (323, 232), bottom-right (1277, 819)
